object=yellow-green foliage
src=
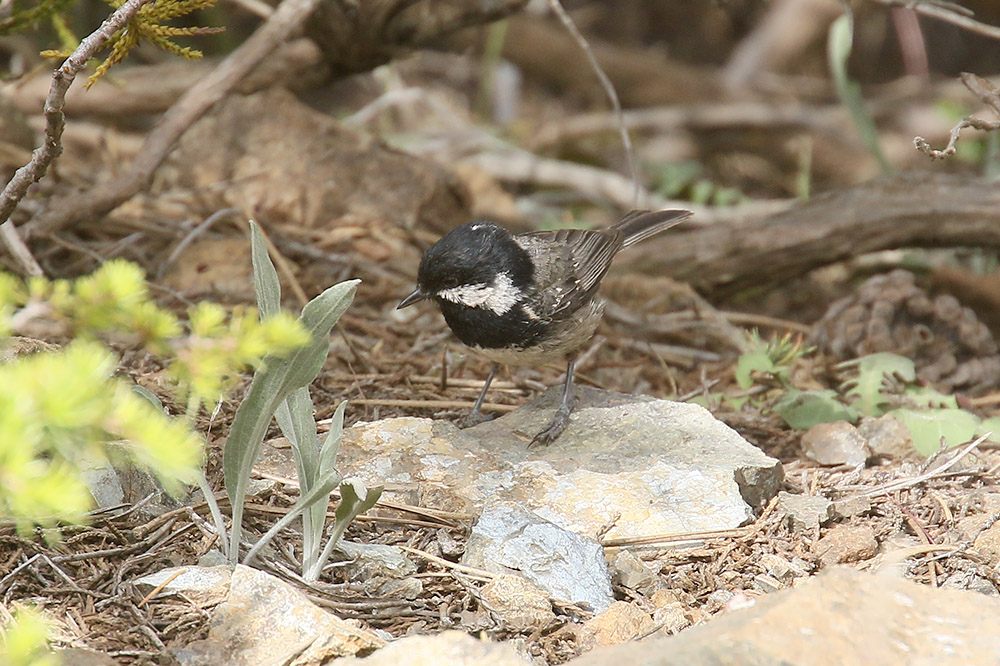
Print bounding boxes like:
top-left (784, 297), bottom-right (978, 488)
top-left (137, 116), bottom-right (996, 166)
top-left (13, 259), bottom-right (310, 410)
top-left (0, 607), bottom-right (58, 666)
top-left (0, 259), bottom-right (310, 529)
top-left (84, 0), bottom-right (224, 88)
top-left (7, 0), bottom-right (225, 88)
top-left (173, 301), bottom-right (310, 412)
top-left (0, 340), bottom-right (201, 530)
top-left (0, 0), bottom-right (76, 36)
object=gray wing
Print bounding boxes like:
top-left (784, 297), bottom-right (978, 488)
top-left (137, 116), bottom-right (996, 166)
top-left (515, 227), bottom-right (624, 320)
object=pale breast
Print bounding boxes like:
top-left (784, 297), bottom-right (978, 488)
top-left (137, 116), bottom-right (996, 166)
top-left (472, 298), bottom-right (605, 366)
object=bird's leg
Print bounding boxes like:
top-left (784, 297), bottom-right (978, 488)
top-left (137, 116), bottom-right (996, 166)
top-left (530, 359), bottom-right (577, 446)
top-left (460, 363), bottom-right (499, 428)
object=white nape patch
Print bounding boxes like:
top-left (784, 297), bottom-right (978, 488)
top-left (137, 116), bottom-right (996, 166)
top-left (438, 272), bottom-right (522, 315)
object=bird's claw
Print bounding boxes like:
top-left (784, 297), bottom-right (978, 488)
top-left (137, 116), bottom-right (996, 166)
top-left (529, 406), bottom-right (571, 447)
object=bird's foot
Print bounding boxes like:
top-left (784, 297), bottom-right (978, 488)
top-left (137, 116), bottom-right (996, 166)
top-left (529, 405), bottom-right (572, 447)
top-left (459, 408), bottom-right (494, 429)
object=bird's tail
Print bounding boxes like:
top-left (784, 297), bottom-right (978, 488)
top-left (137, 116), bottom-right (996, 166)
top-left (613, 209), bottom-right (692, 248)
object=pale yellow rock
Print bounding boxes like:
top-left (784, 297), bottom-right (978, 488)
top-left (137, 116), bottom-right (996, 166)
top-left (572, 567), bottom-right (1000, 666)
top-left (579, 601), bottom-right (655, 650)
top-left (334, 631), bottom-right (529, 666)
top-left (178, 565), bottom-right (383, 666)
top-left (480, 574), bottom-right (555, 632)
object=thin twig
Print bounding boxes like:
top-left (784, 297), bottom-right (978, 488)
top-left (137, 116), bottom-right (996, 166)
top-left (396, 544), bottom-right (496, 580)
top-left (915, 72), bottom-right (1000, 159)
top-left (546, 0), bottom-right (638, 206)
top-left (845, 434), bottom-right (988, 500)
top-left (137, 568), bottom-right (188, 607)
top-left (156, 207), bottom-right (242, 279)
top-left (349, 397), bottom-right (517, 412)
top-left (872, 0), bottom-right (1000, 41)
top-left (0, 221), bottom-right (43, 275)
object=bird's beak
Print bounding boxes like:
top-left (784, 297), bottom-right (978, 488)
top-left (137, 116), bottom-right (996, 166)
top-left (397, 288), bottom-right (428, 310)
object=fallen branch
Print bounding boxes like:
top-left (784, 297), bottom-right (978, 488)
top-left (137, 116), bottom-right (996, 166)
top-left (624, 172), bottom-right (1000, 295)
top-left (461, 149), bottom-right (792, 226)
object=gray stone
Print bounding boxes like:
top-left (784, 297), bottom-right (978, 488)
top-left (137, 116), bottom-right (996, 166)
top-left (569, 567), bottom-right (1000, 666)
top-left (758, 553), bottom-right (809, 584)
top-left (800, 421), bottom-right (869, 467)
top-left (336, 541), bottom-right (421, 599)
top-left (56, 648), bottom-right (117, 666)
top-left (197, 550), bottom-right (228, 567)
top-left (778, 491), bottom-right (832, 532)
top-left (324, 387), bottom-right (782, 543)
top-left (611, 550), bottom-right (660, 595)
top-left (830, 495), bottom-right (871, 520)
top-left (338, 541), bottom-right (418, 578)
top-left (941, 571), bottom-right (999, 596)
top-left (79, 451), bottom-right (124, 509)
top-left (463, 500), bottom-right (613, 613)
top-left (135, 565), bottom-right (232, 606)
top-left (333, 631), bottom-right (530, 666)
top-left (174, 565), bottom-right (383, 666)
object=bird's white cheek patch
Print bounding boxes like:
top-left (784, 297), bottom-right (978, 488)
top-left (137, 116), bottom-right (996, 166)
top-left (438, 272), bottom-right (522, 315)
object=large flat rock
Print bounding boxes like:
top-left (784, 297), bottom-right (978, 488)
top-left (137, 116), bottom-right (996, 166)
top-left (313, 387), bottom-right (782, 541)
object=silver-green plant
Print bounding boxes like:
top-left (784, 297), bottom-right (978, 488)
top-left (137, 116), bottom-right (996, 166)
top-left (221, 222), bottom-right (381, 579)
top-left (828, 12), bottom-right (891, 174)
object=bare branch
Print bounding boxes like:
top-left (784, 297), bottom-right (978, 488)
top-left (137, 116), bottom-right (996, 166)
top-left (27, 0), bottom-right (322, 237)
top-left (914, 73), bottom-right (1000, 160)
top-left (0, 0), bottom-right (153, 272)
top-left (0, 221), bottom-right (42, 275)
top-left (914, 115), bottom-right (1000, 159)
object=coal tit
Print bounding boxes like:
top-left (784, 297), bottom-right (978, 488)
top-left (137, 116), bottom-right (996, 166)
top-left (398, 208), bottom-right (692, 445)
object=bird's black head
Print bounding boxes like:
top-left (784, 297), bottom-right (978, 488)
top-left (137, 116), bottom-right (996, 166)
top-left (398, 222), bottom-right (534, 312)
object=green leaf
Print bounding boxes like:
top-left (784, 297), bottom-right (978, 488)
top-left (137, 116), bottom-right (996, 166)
top-left (250, 221), bottom-right (281, 320)
top-left (131, 384), bottom-right (163, 412)
top-left (241, 471), bottom-right (343, 567)
top-left (904, 385), bottom-right (958, 409)
top-left (735, 351), bottom-right (778, 390)
top-left (319, 401), bottom-right (347, 479)
top-left (307, 478), bottom-right (383, 580)
top-left (841, 353), bottom-right (915, 416)
top-left (774, 389), bottom-right (859, 430)
top-left (274, 388), bottom-right (319, 487)
top-left (977, 417), bottom-right (1000, 442)
top-left (222, 278), bottom-right (359, 563)
top-left (891, 408), bottom-right (980, 456)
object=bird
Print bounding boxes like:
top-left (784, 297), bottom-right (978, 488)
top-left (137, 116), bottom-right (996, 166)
top-left (397, 208), bottom-right (692, 445)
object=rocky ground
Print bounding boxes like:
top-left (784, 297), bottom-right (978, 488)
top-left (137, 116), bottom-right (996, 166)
top-left (3, 2), bottom-right (1000, 664)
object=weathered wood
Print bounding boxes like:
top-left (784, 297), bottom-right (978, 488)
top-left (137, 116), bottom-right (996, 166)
top-left (625, 172), bottom-right (1000, 295)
